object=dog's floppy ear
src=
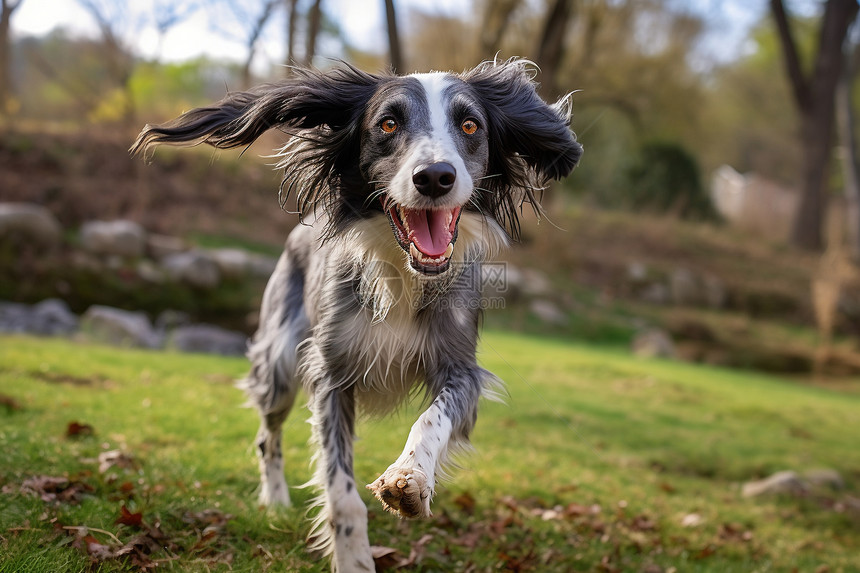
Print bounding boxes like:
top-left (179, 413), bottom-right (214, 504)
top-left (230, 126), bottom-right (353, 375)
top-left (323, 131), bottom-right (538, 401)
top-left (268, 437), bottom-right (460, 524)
top-left (130, 64), bottom-right (382, 156)
top-left (463, 59), bottom-right (582, 239)
top-left (464, 59), bottom-right (582, 183)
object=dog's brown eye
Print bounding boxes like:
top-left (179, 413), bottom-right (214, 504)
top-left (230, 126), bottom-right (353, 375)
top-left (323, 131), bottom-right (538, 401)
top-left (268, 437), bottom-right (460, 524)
top-left (381, 118), bottom-right (398, 133)
top-left (461, 119), bottom-right (478, 135)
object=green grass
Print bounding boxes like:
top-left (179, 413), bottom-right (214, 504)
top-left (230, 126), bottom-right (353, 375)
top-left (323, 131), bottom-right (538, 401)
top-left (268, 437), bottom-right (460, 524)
top-left (1, 333), bottom-right (858, 572)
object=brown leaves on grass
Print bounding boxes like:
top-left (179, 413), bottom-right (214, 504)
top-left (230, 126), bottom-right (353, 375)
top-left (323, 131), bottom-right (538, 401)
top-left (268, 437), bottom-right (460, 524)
top-left (97, 450), bottom-right (137, 473)
top-left (0, 393), bottom-right (22, 411)
top-left (68, 507), bottom-right (237, 570)
top-left (66, 421), bottom-right (94, 437)
top-left (17, 475), bottom-right (94, 504)
top-left (115, 505), bottom-right (143, 527)
top-left (68, 518), bottom-right (180, 570)
top-left (453, 491), bottom-right (477, 515)
top-left (371, 534), bottom-right (435, 570)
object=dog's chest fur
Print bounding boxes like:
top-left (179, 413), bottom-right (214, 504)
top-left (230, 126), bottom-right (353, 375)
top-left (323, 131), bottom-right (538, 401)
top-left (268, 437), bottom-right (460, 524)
top-left (299, 213), bottom-right (505, 414)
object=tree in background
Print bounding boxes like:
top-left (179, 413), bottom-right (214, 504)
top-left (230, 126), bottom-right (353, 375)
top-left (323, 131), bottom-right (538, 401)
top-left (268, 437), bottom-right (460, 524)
top-left (770, 0), bottom-right (859, 250)
top-left (837, 29), bottom-right (860, 261)
top-left (76, 0), bottom-right (139, 125)
top-left (535, 0), bottom-right (574, 99)
top-left (0, 0), bottom-right (24, 117)
top-left (304, 0), bottom-right (322, 66)
top-left (384, 0), bottom-right (403, 73)
top-left (284, 0), bottom-right (299, 68)
top-left (478, 0), bottom-right (521, 58)
top-left (212, 0), bottom-right (281, 88)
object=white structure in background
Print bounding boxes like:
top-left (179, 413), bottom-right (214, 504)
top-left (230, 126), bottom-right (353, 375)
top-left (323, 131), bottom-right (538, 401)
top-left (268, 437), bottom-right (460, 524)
top-left (711, 165), bottom-right (800, 242)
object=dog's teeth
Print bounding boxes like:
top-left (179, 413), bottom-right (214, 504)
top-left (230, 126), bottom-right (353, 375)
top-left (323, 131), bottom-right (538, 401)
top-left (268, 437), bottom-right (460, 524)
top-left (409, 242), bottom-right (453, 266)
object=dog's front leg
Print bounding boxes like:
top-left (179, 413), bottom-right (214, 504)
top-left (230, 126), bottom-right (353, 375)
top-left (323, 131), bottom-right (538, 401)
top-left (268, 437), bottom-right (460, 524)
top-left (308, 385), bottom-right (374, 572)
top-left (368, 367), bottom-right (485, 518)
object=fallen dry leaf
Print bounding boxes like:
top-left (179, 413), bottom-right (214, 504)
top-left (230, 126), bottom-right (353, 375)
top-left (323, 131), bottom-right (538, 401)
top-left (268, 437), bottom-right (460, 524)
top-left (454, 491), bottom-right (477, 515)
top-left (0, 393), bottom-right (22, 411)
top-left (66, 421), bottom-right (95, 437)
top-left (98, 450), bottom-right (136, 474)
top-left (370, 545), bottom-right (404, 570)
top-left (115, 505), bottom-right (143, 527)
top-left (694, 544), bottom-right (717, 559)
top-left (20, 475), bottom-right (94, 504)
top-left (681, 513), bottom-right (704, 528)
top-left (181, 508), bottom-right (233, 532)
top-left (630, 514), bottom-right (657, 531)
top-left (400, 533), bottom-right (434, 567)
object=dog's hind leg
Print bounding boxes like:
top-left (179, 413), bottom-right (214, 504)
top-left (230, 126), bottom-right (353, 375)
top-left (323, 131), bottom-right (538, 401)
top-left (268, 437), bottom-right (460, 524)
top-left (305, 371), bottom-right (374, 572)
top-left (240, 252), bottom-right (309, 507)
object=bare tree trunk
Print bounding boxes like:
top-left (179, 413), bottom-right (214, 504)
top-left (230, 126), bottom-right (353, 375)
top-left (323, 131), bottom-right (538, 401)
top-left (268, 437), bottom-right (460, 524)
top-left (77, 0), bottom-right (139, 126)
top-left (535, 0), bottom-right (574, 100)
top-left (285, 0), bottom-right (299, 70)
top-left (479, 0), bottom-right (520, 57)
top-left (770, 0), bottom-right (859, 250)
top-left (0, 0), bottom-right (22, 117)
top-left (837, 41), bottom-right (860, 261)
top-left (305, 0), bottom-right (322, 67)
top-left (384, 0), bottom-right (403, 72)
top-left (241, 0), bottom-right (279, 88)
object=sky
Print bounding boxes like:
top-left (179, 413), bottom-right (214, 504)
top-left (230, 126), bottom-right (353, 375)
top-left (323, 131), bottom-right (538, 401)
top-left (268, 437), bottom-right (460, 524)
top-left (11, 0), bottom-right (471, 71)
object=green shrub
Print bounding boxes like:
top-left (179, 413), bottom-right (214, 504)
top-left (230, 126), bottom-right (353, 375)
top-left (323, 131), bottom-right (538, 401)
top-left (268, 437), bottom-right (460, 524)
top-left (624, 141), bottom-right (718, 220)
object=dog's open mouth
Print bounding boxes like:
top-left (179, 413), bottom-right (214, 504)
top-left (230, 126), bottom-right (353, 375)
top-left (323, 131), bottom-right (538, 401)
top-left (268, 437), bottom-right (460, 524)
top-left (383, 200), bottom-right (462, 274)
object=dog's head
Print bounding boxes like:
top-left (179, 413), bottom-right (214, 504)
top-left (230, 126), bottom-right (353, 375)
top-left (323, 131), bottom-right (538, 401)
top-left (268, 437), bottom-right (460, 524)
top-left (132, 59), bottom-right (582, 276)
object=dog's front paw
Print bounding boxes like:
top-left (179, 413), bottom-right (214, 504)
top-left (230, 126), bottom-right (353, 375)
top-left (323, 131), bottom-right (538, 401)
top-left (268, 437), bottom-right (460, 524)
top-left (367, 468), bottom-right (432, 518)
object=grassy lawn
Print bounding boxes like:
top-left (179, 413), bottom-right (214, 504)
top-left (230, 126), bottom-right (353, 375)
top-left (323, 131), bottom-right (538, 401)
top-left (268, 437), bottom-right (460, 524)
top-left (1, 333), bottom-right (858, 572)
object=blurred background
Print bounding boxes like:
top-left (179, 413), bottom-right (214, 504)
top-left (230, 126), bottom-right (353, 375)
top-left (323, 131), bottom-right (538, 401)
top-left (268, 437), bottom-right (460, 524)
top-left (1, 0), bottom-right (859, 382)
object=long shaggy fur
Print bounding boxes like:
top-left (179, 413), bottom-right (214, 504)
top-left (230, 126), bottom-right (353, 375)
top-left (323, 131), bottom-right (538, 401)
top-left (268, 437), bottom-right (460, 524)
top-left (132, 58), bottom-right (581, 573)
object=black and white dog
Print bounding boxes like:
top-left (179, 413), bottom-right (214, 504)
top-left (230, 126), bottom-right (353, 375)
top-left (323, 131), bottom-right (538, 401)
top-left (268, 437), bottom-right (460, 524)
top-left (132, 59), bottom-right (581, 572)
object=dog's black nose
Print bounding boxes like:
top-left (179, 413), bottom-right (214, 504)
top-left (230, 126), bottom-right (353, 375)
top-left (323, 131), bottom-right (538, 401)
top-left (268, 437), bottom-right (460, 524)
top-left (412, 162), bottom-right (456, 198)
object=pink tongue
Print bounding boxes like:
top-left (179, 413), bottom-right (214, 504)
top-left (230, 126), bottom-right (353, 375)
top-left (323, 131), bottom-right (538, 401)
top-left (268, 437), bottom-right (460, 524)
top-left (403, 208), bottom-right (455, 257)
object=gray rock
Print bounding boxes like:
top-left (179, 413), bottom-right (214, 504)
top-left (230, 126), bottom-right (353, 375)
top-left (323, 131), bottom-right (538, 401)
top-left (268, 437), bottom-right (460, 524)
top-left (170, 324), bottom-right (247, 356)
top-left (802, 468), bottom-right (844, 490)
top-left (146, 233), bottom-right (187, 260)
top-left (0, 301), bottom-right (29, 333)
top-left (632, 328), bottom-right (676, 359)
top-left (741, 471), bottom-right (807, 498)
top-left (80, 305), bottom-right (162, 348)
top-left (0, 203), bottom-right (62, 248)
top-left (161, 251), bottom-right (221, 289)
top-left (31, 299), bottom-right (79, 335)
top-left (670, 267), bottom-right (700, 306)
top-left (0, 299), bottom-right (78, 336)
top-left (155, 309), bottom-right (191, 332)
top-left (703, 274), bottom-right (728, 309)
top-left (136, 259), bottom-right (165, 283)
top-left (639, 282), bottom-right (670, 305)
top-left (529, 299), bottom-right (568, 325)
top-left (70, 251), bottom-right (103, 273)
top-left (626, 261), bottom-right (648, 283)
top-left (80, 220), bottom-right (146, 258)
top-left (208, 248), bottom-right (251, 279)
